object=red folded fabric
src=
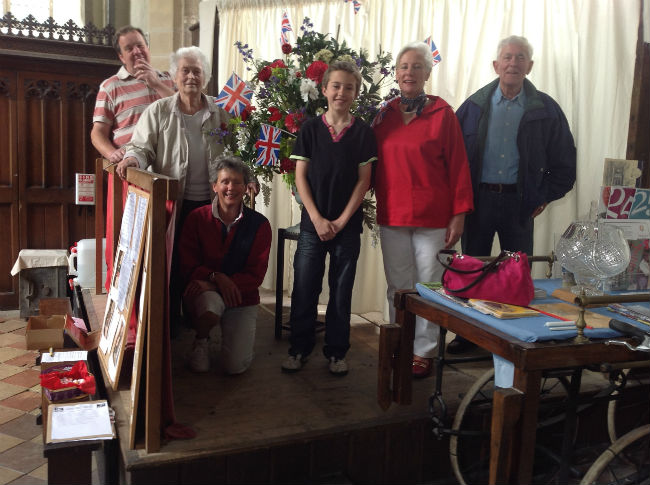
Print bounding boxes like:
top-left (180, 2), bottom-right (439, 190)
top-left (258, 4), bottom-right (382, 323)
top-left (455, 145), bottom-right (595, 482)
top-left (40, 361), bottom-right (96, 395)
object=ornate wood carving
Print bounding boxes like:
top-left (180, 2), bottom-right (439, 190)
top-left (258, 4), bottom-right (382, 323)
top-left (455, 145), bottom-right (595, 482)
top-left (67, 82), bottom-right (98, 102)
top-left (0, 77), bottom-right (14, 98)
top-left (24, 79), bottom-right (61, 100)
top-left (0, 13), bottom-right (119, 309)
top-left (0, 12), bottom-right (115, 46)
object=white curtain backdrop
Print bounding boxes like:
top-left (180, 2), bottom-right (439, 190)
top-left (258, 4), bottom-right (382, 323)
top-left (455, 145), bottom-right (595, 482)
top-left (200, 0), bottom-right (641, 317)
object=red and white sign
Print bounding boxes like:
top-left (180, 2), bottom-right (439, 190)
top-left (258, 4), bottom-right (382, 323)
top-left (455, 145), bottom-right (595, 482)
top-left (75, 174), bottom-right (95, 205)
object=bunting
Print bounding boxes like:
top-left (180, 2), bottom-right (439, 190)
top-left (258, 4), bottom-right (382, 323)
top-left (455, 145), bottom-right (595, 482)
top-left (344, 0), bottom-right (361, 14)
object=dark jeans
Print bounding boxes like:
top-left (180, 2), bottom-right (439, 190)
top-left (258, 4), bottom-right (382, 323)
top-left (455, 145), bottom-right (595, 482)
top-left (462, 188), bottom-right (534, 257)
top-left (288, 229), bottom-right (361, 360)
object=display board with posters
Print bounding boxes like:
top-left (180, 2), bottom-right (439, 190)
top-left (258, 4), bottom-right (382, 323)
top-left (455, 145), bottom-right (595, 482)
top-left (98, 185), bottom-right (150, 390)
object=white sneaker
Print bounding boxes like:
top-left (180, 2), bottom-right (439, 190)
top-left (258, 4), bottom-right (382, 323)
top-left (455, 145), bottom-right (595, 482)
top-left (329, 357), bottom-right (348, 376)
top-left (281, 354), bottom-right (305, 373)
top-left (189, 338), bottom-right (210, 373)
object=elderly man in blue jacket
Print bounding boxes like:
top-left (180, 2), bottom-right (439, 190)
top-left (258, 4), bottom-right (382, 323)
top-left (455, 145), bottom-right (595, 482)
top-left (451, 35), bottom-right (576, 354)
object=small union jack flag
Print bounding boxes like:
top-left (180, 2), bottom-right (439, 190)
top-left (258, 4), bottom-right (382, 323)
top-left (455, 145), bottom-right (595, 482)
top-left (255, 124), bottom-right (282, 166)
top-left (280, 11), bottom-right (293, 45)
top-left (214, 73), bottom-right (253, 116)
top-left (344, 0), bottom-right (361, 14)
top-left (424, 36), bottom-right (442, 65)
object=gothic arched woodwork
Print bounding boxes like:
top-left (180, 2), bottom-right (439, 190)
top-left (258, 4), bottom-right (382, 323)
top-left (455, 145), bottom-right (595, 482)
top-left (0, 25), bottom-right (119, 308)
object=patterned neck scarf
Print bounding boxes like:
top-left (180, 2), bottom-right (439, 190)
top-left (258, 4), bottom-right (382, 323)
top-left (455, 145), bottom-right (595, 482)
top-left (400, 92), bottom-right (427, 116)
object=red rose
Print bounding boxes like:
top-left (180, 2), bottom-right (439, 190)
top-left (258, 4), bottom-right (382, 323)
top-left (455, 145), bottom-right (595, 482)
top-left (257, 65), bottom-right (272, 82)
top-left (270, 59), bottom-right (287, 69)
top-left (240, 105), bottom-right (255, 121)
top-left (268, 107), bottom-right (282, 122)
top-left (285, 112), bottom-right (305, 133)
top-left (295, 71), bottom-right (302, 78)
top-left (281, 43), bottom-right (292, 54)
top-left (306, 61), bottom-right (328, 84)
top-left (280, 157), bottom-right (296, 173)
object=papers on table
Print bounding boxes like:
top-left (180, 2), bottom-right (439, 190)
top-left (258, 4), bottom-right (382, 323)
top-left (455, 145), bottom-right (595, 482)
top-left (46, 400), bottom-right (114, 443)
top-left (41, 351), bottom-right (88, 364)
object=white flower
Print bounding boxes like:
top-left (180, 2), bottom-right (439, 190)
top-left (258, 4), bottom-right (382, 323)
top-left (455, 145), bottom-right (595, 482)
top-left (236, 129), bottom-right (250, 152)
top-left (300, 78), bottom-right (318, 102)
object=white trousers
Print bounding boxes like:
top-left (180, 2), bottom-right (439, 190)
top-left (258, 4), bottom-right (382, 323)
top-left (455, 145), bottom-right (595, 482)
top-left (380, 226), bottom-right (447, 358)
top-left (192, 291), bottom-right (258, 374)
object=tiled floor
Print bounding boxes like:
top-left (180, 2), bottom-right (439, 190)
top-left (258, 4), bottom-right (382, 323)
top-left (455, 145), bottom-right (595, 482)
top-left (0, 292), bottom-right (389, 485)
top-left (0, 312), bottom-right (47, 485)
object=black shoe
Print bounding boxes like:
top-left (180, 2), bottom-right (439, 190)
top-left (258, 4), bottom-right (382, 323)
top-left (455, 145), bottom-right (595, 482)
top-left (446, 336), bottom-right (478, 354)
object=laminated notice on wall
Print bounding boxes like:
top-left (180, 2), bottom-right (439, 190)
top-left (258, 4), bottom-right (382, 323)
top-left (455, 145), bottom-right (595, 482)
top-left (75, 173), bottom-right (95, 205)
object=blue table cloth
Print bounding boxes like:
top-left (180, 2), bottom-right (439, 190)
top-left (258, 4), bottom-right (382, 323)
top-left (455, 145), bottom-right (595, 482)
top-left (416, 279), bottom-right (650, 343)
top-left (416, 279), bottom-right (650, 386)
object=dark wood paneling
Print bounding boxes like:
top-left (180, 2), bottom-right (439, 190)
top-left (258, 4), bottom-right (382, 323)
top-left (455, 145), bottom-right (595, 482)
top-left (0, 69), bottom-right (19, 308)
top-left (0, 39), bottom-right (118, 309)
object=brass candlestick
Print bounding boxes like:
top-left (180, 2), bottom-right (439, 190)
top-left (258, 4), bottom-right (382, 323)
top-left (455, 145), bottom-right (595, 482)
top-left (573, 291), bottom-right (589, 344)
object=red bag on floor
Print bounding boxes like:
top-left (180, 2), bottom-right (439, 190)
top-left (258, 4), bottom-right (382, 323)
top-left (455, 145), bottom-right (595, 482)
top-left (437, 250), bottom-right (534, 307)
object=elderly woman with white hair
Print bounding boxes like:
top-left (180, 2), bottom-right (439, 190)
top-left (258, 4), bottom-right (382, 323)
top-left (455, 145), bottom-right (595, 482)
top-left (118, 45), bottom-right (231, 335)
top-left (118, 45), bottom-right (228, 203)
top-left (373, 41), bottom-right (474, 378)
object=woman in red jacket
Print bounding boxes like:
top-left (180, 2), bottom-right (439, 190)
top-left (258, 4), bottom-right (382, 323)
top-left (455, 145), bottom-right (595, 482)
top-left (373, 42), bottom-right (474, 378)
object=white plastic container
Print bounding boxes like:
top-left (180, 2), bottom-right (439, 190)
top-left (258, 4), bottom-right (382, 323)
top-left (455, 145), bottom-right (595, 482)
top-left (69, 238), bottom-right (107, 289)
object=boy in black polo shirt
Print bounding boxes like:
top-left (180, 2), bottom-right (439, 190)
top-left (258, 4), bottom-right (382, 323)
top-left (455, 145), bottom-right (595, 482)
top-left (281, 61), bottom-right (377, 376)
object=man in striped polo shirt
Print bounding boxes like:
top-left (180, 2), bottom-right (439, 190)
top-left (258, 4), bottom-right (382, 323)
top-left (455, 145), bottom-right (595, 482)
top-left (91, 25), bottom-right (175, 161)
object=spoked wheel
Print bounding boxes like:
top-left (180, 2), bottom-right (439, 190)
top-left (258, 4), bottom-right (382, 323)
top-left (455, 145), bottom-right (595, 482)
top-left (449, 368), bottom-right (574, 485)
top-left (608, 368), bottom-right (650, 444)
top-left (581, 424), bottom-right (650, 485)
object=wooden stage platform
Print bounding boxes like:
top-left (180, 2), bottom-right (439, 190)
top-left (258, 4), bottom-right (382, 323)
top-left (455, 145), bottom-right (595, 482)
top-left (84, 290), bottom-right (493, 484)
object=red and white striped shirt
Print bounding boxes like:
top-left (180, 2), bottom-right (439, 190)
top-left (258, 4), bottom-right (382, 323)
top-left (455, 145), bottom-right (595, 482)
top-left (93, 66), bottom-right (174, 147)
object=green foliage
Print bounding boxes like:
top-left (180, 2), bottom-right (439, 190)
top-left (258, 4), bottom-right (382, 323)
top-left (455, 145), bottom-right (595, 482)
top-left (212, 18), bottom-right (396, 233)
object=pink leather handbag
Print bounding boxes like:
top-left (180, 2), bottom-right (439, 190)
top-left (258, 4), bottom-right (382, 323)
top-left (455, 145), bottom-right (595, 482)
top-left (437, 250), bottom-right (535, 307)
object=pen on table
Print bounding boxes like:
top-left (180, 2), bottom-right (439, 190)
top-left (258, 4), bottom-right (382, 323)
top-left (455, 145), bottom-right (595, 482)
top-left (544, 321), bottom-right (593, 330)
top-left (530, 306), bottom-right (573, 321)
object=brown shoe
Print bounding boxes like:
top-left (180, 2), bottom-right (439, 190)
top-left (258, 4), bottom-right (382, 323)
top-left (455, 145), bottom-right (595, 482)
top-left (412, 355), bottom-right (433, 379)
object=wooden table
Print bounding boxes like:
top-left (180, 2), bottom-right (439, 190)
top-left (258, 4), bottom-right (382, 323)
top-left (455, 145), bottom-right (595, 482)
top-left (381, 289), bottom-right (645, 485)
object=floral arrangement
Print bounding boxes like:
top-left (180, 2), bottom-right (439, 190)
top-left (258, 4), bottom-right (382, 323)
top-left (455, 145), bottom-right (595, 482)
top-left (214, 17), bottom-right (397, 233)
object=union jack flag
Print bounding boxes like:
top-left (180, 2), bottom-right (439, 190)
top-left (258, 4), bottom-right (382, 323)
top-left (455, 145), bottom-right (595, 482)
top-left (344, 0), bottom-right (361, 14)
top-left (214, 73), bottom-right (253, 116)
top-left (255, 124), bottom-right (282, 166)
top-left (280, 11), bottom-right (292, 45)
top-left (424, 36), bottom-right (442, 65)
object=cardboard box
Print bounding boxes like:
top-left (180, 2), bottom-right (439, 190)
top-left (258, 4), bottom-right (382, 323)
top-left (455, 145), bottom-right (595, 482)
top-left (40, 351), bottom-right (91, 442)
top-left (39, 298), bottom-right (72, 317)
top-left (64, 315), bottom-right (100, 351)
top-left (26, 315), bottom-right (66, 350)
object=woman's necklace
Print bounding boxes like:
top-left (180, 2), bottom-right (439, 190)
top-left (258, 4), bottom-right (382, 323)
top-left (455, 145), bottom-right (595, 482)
top-left (400, 92), bottom-right (427, 116)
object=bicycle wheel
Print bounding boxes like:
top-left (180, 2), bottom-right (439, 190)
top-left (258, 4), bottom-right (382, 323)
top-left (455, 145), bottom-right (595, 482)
top-left (450, 368), bottom-right (573, 485)
top-left (581, 424), bottom-right (650, 485)
top-left (449, 368), bottom-right (495, 485)
top-left (608, 368), bottom-right (650, 443)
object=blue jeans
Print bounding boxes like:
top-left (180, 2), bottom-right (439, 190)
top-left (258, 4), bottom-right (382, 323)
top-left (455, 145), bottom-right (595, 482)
top-left (462, 188), bottom-right (534, 256)
top-left (288, 229), bottom-right (361, 360)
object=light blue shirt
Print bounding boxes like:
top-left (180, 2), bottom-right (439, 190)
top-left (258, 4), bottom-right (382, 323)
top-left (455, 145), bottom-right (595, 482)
top-left (480, 87), bottom-right (526, 184)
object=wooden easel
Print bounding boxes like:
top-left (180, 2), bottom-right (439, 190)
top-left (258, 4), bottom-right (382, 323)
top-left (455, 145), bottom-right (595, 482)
top-left (95, 159), bottom-right (177, 453)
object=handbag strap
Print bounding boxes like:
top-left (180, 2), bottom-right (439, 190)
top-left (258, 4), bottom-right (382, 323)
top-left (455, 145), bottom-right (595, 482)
top-left (439, 250), bottom-right (510, 294)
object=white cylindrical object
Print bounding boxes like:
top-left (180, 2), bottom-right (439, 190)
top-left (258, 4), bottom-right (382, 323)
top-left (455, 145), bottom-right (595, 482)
top-left (74, 238), bottom-right (107, 288)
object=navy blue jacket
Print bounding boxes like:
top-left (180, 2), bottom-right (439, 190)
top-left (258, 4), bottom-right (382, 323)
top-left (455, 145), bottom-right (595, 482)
top-left (456, 78), bottom-right (576, 218)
